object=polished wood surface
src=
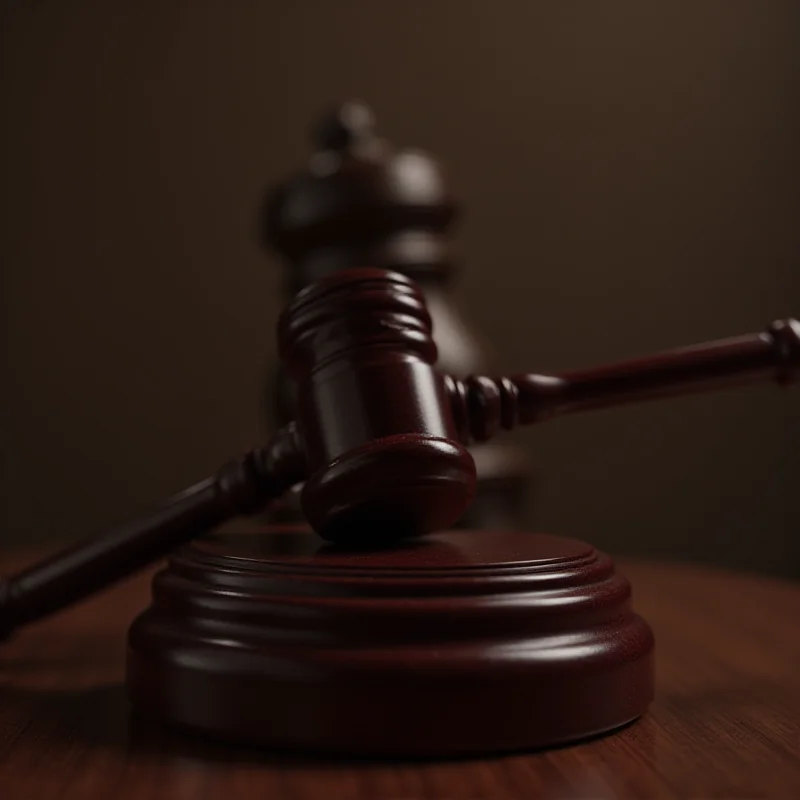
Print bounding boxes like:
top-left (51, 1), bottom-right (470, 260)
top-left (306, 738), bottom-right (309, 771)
top-left (279, 268), bottom-right (476, 540)
top-left (126, 528), bottom-right (654, 756)
top-left (0, 424), bottom-right (307, 639)
top-left (1, 548), bottom-right (797, 799)
top-left (447, 317), bottom-right (800, 441)
top-left (1, 268), bottom-right (798, 644)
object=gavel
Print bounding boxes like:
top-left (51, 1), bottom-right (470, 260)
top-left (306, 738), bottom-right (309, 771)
top-left (1, 268), bottom-right (797, 638)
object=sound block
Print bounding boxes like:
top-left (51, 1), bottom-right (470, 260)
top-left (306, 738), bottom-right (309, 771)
top-left (126, 526), bottom-right (654, 757)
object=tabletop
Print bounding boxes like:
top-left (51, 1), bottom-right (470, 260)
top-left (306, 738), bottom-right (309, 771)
top-left (0, 549), bottom-right (798, 799)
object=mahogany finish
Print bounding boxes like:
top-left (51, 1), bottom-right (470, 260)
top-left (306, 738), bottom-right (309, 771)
top-left (0, 425), bottom-right (306, 640)
top-left (0, 267), bottom-right (798, 642)
top-left (278, 268), bottom-right (474, 540)
top-left (0, 267), bottom-right (797, 755)
top-left (263, 101), bottom-right (530, 529)
top-left (2, 547), bottom-right (798, 799)
top-left (127, 525), bottom-right (654, 756)
top-left (279, 268), bottom-right (798, 538)
top-left (445, 317), bottom-right (800, 442)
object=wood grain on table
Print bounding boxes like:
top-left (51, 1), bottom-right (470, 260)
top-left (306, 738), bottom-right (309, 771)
top-left (0, 551), bottom-right (798, 799)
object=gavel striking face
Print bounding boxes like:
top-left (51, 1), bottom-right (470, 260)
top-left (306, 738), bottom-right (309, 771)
top-left (277, 268), bottom-right (475, 541)
top-left (1, 266), bottom-right (797, 637)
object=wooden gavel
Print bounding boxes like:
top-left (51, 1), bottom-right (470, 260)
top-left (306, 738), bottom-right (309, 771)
top-left (1, 268), bottom-right (797, 638)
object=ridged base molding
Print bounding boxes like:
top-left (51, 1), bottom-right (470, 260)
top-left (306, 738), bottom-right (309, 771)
top-left (126, 526), bottom-right (654, 757)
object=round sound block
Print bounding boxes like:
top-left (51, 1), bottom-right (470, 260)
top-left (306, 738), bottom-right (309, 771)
top-left (126, 526), bottom-right (654, 757)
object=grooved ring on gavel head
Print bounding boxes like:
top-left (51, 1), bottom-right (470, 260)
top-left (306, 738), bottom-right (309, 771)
top-left (277, 268), bottom-right (476, 543)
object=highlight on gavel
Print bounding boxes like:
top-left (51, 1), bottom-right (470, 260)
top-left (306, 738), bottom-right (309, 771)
top-left (1, 267), bottom-right (797, 638)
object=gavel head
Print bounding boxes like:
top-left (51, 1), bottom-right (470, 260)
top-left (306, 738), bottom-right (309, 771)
top-left (278, 268), bottom-right (475, 543)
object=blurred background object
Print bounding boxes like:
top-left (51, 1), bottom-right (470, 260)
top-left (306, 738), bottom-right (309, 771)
top-left (262, 100), bottom-right (530, 530)
top-left (1, 1), bottom-right (797, 577)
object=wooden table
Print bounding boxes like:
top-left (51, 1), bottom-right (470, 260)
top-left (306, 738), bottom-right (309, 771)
top-left (1, 552), bottom-right (798, 799)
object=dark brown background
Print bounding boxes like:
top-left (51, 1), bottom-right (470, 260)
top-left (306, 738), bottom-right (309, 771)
top-left (1, 1), bottom-right (798, 577)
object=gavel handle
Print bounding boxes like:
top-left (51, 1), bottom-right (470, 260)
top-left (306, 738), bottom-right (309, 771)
top-left (0, 423), bottom-right (307, 639)
top-left (449, 318), bottom-right (800, 441)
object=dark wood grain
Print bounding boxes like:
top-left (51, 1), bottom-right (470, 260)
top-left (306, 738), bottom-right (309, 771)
top-left (1, 547), bottom-right (798, 799)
